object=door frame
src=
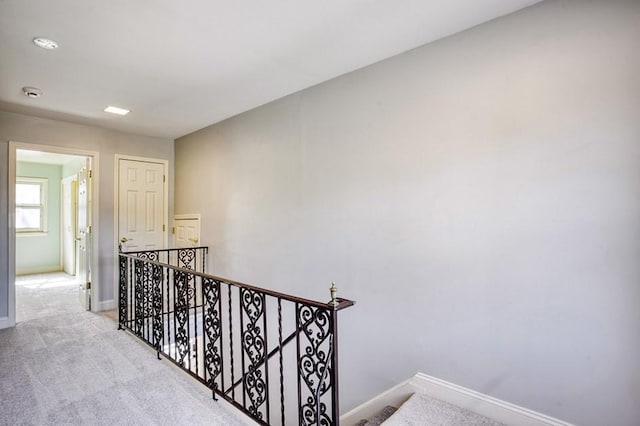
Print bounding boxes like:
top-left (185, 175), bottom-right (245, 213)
top-left (7, 141), bottom-right (100, 327)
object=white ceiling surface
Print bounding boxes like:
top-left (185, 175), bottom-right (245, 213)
top-left (17, 149), bottom-right (86, 166)
top-left (0, 0), bottom-right (540, 139)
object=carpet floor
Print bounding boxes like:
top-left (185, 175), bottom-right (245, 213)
top-left (1, 278), bottom-right (250, 425)
top-left (381, 393), bottom-right (504, 426)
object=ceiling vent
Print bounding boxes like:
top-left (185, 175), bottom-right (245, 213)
top-left (22, 87), bottom-right (42, 98)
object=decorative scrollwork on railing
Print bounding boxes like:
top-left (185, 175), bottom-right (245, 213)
top-left (134, 260), bottom-right (145, 337)
top-left (142, 263), bottom-right (154, 318)
top-left (203, 277), bottom-right (222, 391)
top-left (151, 264), bottom-right (164, 352)
top-left (118, 255), bottom-right (128, 327)
top-left (119, 247), bottom-right (353, 426)
top-left (137, 250), bottom-right (159, 262)
top-left (298, 305), bottom-right (333, 426)
top-left (174, 270), bottom-right (190, 367)
top-left (178, 248), bottom-right (196, 270)
top-left (241, 288), bottom-right (268, 420)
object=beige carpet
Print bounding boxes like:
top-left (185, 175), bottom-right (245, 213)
top-left (381, 393), bottom-right (504, 426)
top-left (1, 277), bottom-right (250, 425)
top-left (15, 272), bottom-right (84, 322)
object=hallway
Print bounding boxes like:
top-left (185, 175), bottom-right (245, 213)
top-left (15, 272), bottom-right (82, 322)
top-left (1, 278), bottom-right (248, 425)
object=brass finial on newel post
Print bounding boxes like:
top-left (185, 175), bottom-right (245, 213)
top-left (330, 282), bottom-right (338, 307)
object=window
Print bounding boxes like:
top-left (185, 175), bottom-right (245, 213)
top-left (16, 177), bottom-right (48, 233)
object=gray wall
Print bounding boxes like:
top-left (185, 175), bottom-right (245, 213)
top-left (0, 111), bottom-right (174, 315)
top-left (16, 161), bottom-right (63, 275)
top-left (174, 1), bottom-right (640, 425)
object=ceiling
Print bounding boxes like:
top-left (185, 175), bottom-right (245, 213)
top-left (0, 0), bottom-right (540, 139)
top-left (17, 149), bottom-right (86, 166)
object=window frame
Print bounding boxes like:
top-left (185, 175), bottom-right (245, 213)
top-left (16, 176), bottom-right (48, 234)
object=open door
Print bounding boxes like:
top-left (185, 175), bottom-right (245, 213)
top-left (61, 176), bottom-right (77, 275)
top-left (76, 161), bottom-right (92, 310)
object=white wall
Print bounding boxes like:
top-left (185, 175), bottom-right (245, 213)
top-left (0, 111), bottom-right (174, 315)
top-left (15, 161), bottom-right (63, 275)
top-left (174, 1), bottom-right (640, 425)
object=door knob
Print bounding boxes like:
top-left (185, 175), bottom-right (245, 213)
top-left (119, 237), bottom-right (132, 243)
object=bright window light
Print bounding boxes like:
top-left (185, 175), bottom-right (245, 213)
top-left (16, 177), bottom-right (48, 233)
top-left (104, 106), bottom-right (130, 115)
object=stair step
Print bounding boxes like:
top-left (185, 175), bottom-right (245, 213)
top-left (355, 405), bottom-right (398, 426)
top-left (382, 393), bottom-right (504, 426)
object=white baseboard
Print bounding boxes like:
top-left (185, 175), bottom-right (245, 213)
top-left (341, 372), bottom-right (573, 426)
top-left (96, 299), bottom-right (116, 311)
top-left (0, 316), bottom-right (14, 330)
top-left (16, 266), bottom-right (61, 276)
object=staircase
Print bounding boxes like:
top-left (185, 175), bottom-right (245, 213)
top-left (352, 394), bottom-right (503, 426)
top-left (354, 406), bottom-right (397, 426)
top-left (341, 373), bottom-right (573, 426)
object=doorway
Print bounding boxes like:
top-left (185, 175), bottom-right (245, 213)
top-left (7, 142), bottom-right (99, 327)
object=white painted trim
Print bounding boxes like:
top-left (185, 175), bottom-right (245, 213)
top-left (8, 145), bottom-right (16, 327)
top-left (340, 372), bottom-right (573, 426)
top-left (97, 299), bottom-right (117, 311)
top-left (15, 266), bottom-right (61, 276)
top-left (173, 213), bottom-right (201, 220)
top-left (0, 316), bottom-right (12, 330)
top-left (113, 154), bottom-right (170, 319)
top-left (8, 141), bottom-right (101, 327)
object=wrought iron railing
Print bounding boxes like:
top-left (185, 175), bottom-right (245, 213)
top-left (118, 247), bottom-right (354, 426)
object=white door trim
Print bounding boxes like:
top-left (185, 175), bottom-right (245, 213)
top-left (7, 141), bottom-right (100, 327)
top-left (113, 154), bottom-right (169, 307)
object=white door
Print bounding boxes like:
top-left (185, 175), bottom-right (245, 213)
top-left (118, 159), bottom-right (166, 252)
top-left (77, 162), bottom-right (92, 310)
top-left (61, 177), bottom-right (77, 275)
top-left (173, 215), bottom-right (201, 248)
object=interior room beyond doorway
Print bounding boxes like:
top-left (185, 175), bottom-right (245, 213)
top-left (15, 149), bottom-right (91, 322)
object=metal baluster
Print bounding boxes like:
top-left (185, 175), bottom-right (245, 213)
top-left (118, 255), bottom-right (126, 330)
top-left (144, 263), bottom-right (148, 343)
top-left (200, 275), bottom-right (206, 382)
top-left (187, 272), bottom-right (191, 371)
top-left (295, 302), bottom-right (302, 425)
top-left (278, 298), bottom-right (285, 426)
top-left (330, 308), bottom-right (339, 425)
top-left (128, 258), bottom-right (133, 329)
top-left (219, 280), bottom-right (225, 398)
top-left (239, 288), bottom-right (246, 409)
top-left (194, 274), bottom-right (199, 377)
top-left (166, 266), bottom-right (172, 359)
top-left (173, 269), bottom-right (177, 361)
top-left (228, 284), bottom-right (235, 400)
top-left (263, 293), bottom-right (270, 424)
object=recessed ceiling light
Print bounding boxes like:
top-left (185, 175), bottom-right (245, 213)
top-left (33, 37), bottom-right (59, 50)
top-left (104, 106), bottom-right (130, 115)
top-left (22, 87), bottom-right (43, 98)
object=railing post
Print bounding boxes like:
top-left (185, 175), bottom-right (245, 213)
top-left (118, 254), bottom-right (128, 330)
top-left (330, 307), bottom-right (340, 425)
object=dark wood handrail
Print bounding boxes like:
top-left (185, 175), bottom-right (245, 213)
top-left (121, 251), bottom-right (355, 310)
